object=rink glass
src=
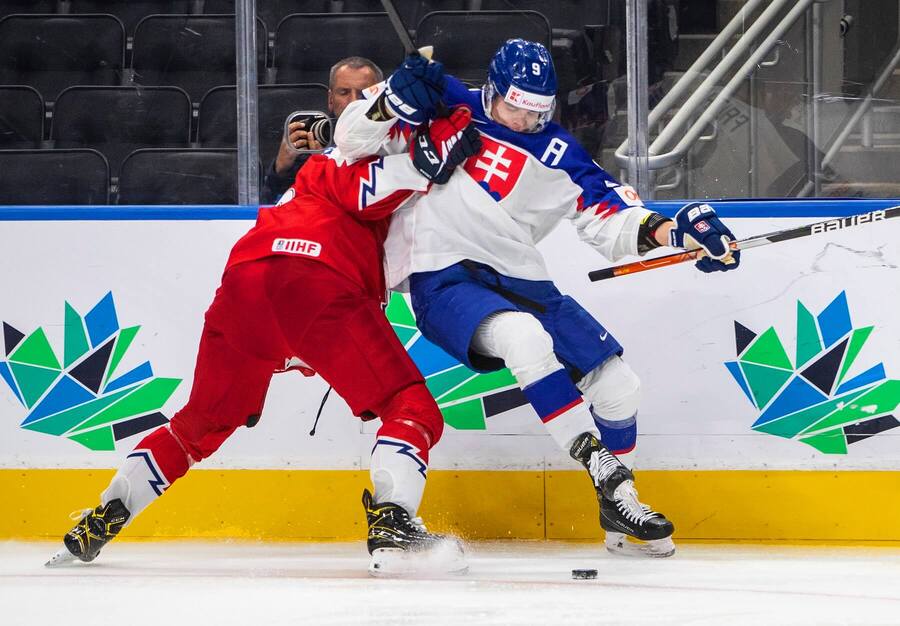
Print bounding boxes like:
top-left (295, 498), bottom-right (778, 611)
top-left (1, 1), bottom-right (897, 205)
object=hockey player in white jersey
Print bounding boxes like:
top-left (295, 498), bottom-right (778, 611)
top-left (341, 39), bottom-right (741, 557)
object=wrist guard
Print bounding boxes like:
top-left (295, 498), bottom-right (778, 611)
top-left (366, 93), bottom-right (395, 122)
top-left (637, 212), bottom-right (672, 255)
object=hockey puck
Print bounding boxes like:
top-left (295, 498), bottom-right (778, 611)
top-left (571, 568), bottom-right (598, 580)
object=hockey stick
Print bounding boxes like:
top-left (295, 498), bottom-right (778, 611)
top-left (587, 205), bottom-right (900, 282)
top-left (380, 0), bottom-right (417, 55)
top-left (380, 0), bottom-right (444, 112)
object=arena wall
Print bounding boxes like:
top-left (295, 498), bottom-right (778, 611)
top-left (1, 200), bottom-right (898, 542)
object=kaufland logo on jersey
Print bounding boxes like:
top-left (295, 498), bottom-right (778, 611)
top-left (504, 86), bottom-right (554, 112)
top-left (463, 135), bottom-right (527, 202)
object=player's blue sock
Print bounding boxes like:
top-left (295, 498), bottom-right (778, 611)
top-left (590, 409), bottom-right (637, 468)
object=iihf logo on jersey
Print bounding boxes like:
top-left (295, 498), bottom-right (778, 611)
top-left (725, 291), bottom-right (899, 454)
top-left (0, 293), bottom-right (181, 451)
top-left (463, 135), bottom-right (527, 202)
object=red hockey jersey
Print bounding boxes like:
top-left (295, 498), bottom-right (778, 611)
top-left (225, 148), bottom-right (428, 300)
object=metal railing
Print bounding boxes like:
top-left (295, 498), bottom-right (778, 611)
top-left (797, 42), bottom-right (900, 197)
top-left (615, 0), bottom-right (820, 174)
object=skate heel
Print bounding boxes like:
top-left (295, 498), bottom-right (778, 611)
top-left (605, 532), bottom-right (676, 558)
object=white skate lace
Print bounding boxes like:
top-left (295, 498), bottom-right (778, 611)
top-left (409, 517), bottom-right (430, 535)
top-left (588, 449), bottom-right (622, 487)
top-left (614, 481), bottom-right (660, 525)
top-left (69, 508), bottom-right (92, 522)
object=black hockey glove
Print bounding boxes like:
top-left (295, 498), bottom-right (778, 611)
top-left (410, 105), bottom-right (482, 185)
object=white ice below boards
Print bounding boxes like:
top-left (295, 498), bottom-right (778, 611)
top-left (3, 541), bottom-right (899, 625)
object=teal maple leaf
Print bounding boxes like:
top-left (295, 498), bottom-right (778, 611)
top-left (1, 293), bottom-right (180, 450)
top-left (725, 291), bottom-right (900, 454)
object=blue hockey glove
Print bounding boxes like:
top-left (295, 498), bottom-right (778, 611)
top-left (669, 202), bottom-right (741, 273)
top-left (385, 54), bottom-right (445, 125)
top-left (410, 106), bottom-right (482, 184)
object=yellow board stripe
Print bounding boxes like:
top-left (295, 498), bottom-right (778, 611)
top-left (2, 469), bottom-right (899, 542)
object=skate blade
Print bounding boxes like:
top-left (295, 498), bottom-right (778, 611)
top-left (368, 542), bottom-right (469, 578)
top-left (45, 547), bottom-right (78, 567)
top-left (605, 532), bottom-right (675, 558)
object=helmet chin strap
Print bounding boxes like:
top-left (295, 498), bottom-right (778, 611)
top-left (481, 81), bottom-right (497, 122)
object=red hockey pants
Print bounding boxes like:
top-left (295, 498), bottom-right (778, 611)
top-left (169, 255), bottom-right (425, 462)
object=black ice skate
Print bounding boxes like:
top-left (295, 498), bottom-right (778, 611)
top-left (570, 432), bottom-right (675, 558)
top-left (362, 489), bottom-right (467, 577)
top-left (45, 499), bottom-right (130, 567)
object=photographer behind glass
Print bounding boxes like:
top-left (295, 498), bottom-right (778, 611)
top-left (261, 56), bottom-right (383, 203)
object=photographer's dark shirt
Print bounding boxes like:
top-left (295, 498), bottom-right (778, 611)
top-left (261, 154), bottom-right (312, 204)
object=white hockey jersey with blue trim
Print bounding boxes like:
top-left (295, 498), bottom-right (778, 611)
top-left (336, 77), bottom-right (655, 289)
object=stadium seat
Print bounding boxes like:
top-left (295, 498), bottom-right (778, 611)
top-left (0, 86), bottom-right (44, 148)
top-left (479, 2), bottom-right (609, 94)
top-left (0, 148), bottom-right (109, 204)
top-left (202, 0), bottom-right (332, 33)
top-left (131, 15), bottom-right (267, 103)
top-left (0, 14), bottom-right (126, 103)
top-left (197, 83), bottom-right (329, 168)
top-left (0, 2), bottom-right (59, 21)
top-left (415, 11), bottom-right (551, 83)
top-left (479, 1), bottom-right (609, 32)
top-left (274, 13), bottom-right (405, 85)
top-left (117, 148), bottom-right (238, 204)
top-left (68, 1), bottom-right (193, 36)
top-left (51, 86), bottom-right (192, 177)
top-left (339, 1), bottom-right (465, 27)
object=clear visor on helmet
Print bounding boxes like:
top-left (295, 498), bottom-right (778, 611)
top-left (482, 80), bottom-right (556, 133)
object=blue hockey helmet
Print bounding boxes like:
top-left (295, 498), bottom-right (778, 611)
top-left (482, 38), bottom-right (557, 132)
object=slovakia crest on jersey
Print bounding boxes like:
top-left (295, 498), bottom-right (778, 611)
top-left (463, 134), bottom-right (527, 202)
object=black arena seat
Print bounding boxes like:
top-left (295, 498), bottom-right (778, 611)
top-left (51, 86), bottom-right (192, 177)
top-left (0, 86), bottom-right (44, 148)
top-left (0, 148), bottom-right (109, 204)
top-left (131, 15), bottom-right (267, 103)
top-left (117, 148), bottom-right (238, 204)
top-left (479, 1), bottom-right (609, 31)
top-left (0, 2), bottom-right (58, 21)
top-left (202, 0), bottom-right (332, 33)
top-left (68, 1), bottom-right (193, 36)
top-left (0, 14), bottom-right (126, 103)
top-left (274, 13), bottom-right (405, 85)
top-left (414, 11), bottom-right (552, 83)
top-left (197, 83), bottom-right (329, 168)
top-left (339, 0), bottom-right (465, 27)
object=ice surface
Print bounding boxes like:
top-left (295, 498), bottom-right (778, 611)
top-left (2, 540), bottom-right (899, 625)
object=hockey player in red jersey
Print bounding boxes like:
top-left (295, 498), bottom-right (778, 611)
top-left (47, 55), bottom-right (482, 576)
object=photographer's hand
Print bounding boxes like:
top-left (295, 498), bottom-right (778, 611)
top-left (275, 121), bottom-right (313, 175)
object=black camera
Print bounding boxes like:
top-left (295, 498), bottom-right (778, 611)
top-left (284, 110), bottom-right (333, 153)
